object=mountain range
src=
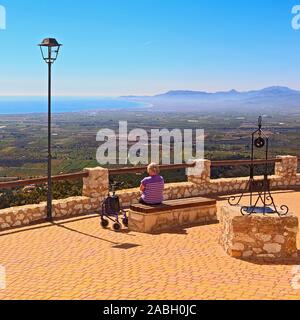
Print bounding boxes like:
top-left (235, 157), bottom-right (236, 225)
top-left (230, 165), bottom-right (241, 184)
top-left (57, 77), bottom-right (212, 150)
top-left (122, 86), bottom-right (300, 113)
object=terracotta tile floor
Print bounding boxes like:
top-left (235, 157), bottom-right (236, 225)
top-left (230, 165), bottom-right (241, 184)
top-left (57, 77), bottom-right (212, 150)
top-left (0, 190), bottom-right (299, 300)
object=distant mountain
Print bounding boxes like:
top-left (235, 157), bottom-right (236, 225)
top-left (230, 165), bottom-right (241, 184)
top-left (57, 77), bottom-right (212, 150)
top-left (259, 86), bottom-right (299, 94)
top-left (121, 86), bottom-right (300, 113)
top-left (155, 86), bottom-right (299, 98)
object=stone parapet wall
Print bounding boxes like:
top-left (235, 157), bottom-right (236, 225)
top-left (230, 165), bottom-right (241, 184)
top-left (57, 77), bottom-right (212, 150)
top-left (219, 205), bottom-right (299, 260)
top-left (0, 196), bottom-right (98, 231)
top-left (118, 188), bottom-right (141, 207)
top-left (118, 174), bottom-right (299, 208)
top-left (0, 203), bottom-right (47, 230)
top-left (53, 196), bottom-right (98, 218)
top-left (0, 155), bottom-right (298, 231)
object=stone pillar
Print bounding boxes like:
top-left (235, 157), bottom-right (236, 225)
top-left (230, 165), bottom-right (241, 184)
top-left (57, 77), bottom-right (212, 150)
top-left (186, 159), bottom-right (211, 185)
top-left (275, 156), bottom-right (298, 186)
top-left (82, 167), bottom-right (109, 199)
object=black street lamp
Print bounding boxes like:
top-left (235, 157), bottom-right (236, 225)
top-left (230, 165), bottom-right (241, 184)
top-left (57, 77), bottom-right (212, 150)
top-left (38, 38), bottom-right (62, 221)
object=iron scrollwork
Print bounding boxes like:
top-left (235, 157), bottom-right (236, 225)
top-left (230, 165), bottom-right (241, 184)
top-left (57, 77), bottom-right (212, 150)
top-left (227, 116), bottom-right (289, 217)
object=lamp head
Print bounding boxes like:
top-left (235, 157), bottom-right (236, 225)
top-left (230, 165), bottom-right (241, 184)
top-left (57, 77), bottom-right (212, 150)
top-left (38, 38), bottom-right (62, 63)
top-left (39, 38), bottom-right (61, 47)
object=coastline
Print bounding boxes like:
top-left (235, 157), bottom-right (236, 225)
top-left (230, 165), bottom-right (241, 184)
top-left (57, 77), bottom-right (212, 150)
top-left (0, 97), bottom-right (150, 115)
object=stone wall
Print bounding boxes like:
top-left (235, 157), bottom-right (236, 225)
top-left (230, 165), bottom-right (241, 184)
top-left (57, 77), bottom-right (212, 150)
top-left (219, 205), bottom-right (299, 260)
top-left (118, 156), bottom-right (299, 207)
top-left (275, 155), bottom-right (299, 187)
top-left (0, 196), bottom-right (98, 230)
top-left (0, 156), bottom-right (299, 231)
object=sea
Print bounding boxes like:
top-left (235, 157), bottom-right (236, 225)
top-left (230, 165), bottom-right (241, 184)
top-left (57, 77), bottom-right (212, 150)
top-left (0, 97), bottom-right (146, 115)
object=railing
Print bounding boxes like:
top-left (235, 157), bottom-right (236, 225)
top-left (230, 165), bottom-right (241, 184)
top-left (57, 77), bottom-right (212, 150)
top-left (210, 159), bottom-right (282, 167)
top-left (108, 158), bottom-right (283, 175)
top-left (0, 171), bottom-right (88, 190)
top-left (0, 157), bottom-right (298, 190)
top-left (109, 163), bottom-right (196, 176)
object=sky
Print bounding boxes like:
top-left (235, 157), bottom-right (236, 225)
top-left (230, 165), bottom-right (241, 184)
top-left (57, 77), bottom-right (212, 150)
top-left (0, 0), bottom-right (300, 96)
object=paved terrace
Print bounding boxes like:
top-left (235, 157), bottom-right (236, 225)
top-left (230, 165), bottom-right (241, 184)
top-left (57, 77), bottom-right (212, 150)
top-left (0, 190), bottom-right (299, 300)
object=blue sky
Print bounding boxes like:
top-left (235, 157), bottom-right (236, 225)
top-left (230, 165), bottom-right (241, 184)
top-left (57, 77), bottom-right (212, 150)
top-left (0, 0), bottom-right (300, 96)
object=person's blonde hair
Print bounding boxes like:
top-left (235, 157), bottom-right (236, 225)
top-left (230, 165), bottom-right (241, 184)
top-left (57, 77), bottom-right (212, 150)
top-left (147, 163), bottom-right (160, 175)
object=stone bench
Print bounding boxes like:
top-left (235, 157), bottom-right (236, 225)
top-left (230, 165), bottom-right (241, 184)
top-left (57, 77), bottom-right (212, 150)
top-left (128, 197), bottom-right (218, 233)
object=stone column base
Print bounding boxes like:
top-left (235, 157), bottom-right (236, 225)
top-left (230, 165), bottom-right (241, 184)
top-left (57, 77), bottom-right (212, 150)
top-left (219, 205), bottom-right (299, 260)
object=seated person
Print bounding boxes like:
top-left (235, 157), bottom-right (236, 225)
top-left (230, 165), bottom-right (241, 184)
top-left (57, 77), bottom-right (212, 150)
top-left (140, 163), bottom-right (165, 205)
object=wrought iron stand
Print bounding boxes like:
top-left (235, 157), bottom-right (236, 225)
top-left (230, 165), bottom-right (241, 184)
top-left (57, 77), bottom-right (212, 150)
top-left (228, 116), bottom-right (289, 216)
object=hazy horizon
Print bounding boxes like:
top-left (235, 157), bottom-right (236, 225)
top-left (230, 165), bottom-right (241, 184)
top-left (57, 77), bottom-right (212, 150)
top-left (0, 84), bottom-right (299, 99)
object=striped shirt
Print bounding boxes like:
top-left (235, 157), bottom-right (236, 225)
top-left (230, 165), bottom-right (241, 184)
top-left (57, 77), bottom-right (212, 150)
top-left (141, 175), bottom-right (164, 205)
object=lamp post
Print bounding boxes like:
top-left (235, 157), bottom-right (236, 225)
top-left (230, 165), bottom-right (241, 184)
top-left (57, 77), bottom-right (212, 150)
top-left (38, 38), bottom-right (62, 221)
